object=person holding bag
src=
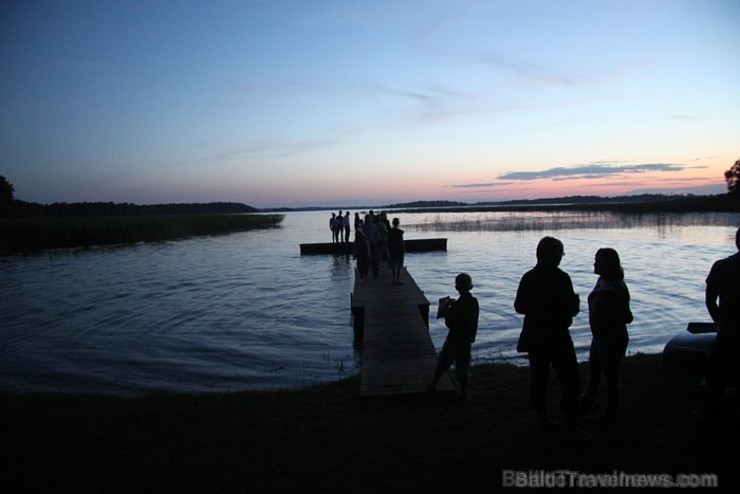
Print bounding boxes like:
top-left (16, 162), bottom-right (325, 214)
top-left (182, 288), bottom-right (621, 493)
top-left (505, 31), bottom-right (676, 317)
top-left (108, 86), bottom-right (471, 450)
top-left (427, 273), bottom-right (479, 406)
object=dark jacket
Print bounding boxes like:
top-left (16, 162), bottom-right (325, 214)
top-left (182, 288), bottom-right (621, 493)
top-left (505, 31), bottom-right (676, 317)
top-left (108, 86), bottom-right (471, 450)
top-left (588, 278), bottom-right (632, 339)
top-left (514, 263), bottom-right (580, 342)
top-left (445, 292), bottom-right (479, 344)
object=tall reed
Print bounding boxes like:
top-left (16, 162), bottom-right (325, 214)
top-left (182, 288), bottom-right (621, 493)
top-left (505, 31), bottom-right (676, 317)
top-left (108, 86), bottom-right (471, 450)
top-left (404, 211), bottom-right (740, 233)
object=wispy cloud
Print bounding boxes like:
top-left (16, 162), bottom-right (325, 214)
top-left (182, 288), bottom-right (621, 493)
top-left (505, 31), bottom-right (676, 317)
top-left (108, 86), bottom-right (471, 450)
top-left (446, 162), bottom-right (691, 190)
top-left (213, 137), bottom-right (340, 162)
top-left (447, 182), bottom-right (514, 189)
top-left (479, 51), bottom-right (579, 87)
top-left (498, 163), bottom-right (686, 181)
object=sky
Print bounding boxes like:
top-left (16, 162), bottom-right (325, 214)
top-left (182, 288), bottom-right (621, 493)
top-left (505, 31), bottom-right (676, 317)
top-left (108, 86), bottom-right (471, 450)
top-left (1, 0), bottom-right (739, 208)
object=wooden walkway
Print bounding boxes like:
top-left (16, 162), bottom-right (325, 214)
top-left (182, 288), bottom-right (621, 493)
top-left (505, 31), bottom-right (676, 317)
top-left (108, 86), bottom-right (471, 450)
top-left (300, 238), bottom-right (446, 255)
top-left (351, 266), bottom-right (454, 397)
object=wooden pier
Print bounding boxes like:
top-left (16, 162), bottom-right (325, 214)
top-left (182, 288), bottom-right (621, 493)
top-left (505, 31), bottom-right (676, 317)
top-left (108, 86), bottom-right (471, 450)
top-left (300, 238), bottom-right (446, 255)
top-left (351, 266), bottom-right (454, 397)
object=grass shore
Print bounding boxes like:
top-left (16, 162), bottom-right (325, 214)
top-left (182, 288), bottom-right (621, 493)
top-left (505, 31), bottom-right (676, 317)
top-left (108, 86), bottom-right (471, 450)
top-left (0, 213), bottom-right (284, 254)
top-left (2, 353), bottom-right (737, 493)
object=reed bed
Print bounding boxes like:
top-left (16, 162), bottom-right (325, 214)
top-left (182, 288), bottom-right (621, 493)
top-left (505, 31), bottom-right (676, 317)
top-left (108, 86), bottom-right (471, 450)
top-left (404, 211), bottom-right (740, 233)
top-left (0, 213), bottom-right (284, 253)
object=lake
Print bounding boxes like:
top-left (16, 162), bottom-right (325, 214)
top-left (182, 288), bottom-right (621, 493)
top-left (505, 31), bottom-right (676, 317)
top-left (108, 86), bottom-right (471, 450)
top-left (1, 209), bottom-right (738, 395)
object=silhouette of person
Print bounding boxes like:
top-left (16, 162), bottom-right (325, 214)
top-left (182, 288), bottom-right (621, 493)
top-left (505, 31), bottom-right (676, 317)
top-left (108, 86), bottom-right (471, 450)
top-left (343, 211), bottom-right (351, 243)
top-left (363, 214), bottom-right (380, 279)
top-left (330, 213), bottom-right (338, 243)
top-left (375, 213), bottom-right (388, 263)
top-left (427, 273), bottom-right (479, 405)
top-left (703, 226), bottom-right (740, 425)
top-left (387, 217), bottom-right (405, 285)
top-left (514, 236), bottom-right (581, 436)
top-left (581, 248), bottom-right (633, 423)
top-left (353, 219), bottom-right (370, 282)
top-left (337, 210), bottom-right (344, 242)
top-left (379, 211), bottom-right (391, 259)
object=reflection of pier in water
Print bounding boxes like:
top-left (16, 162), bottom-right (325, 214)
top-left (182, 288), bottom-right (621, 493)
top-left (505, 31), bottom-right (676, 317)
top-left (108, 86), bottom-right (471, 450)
top-left (351, 266), bottom-right (454, 397)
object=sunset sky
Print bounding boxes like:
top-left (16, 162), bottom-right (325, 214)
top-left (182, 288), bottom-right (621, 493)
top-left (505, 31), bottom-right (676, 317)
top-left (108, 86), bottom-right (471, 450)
top-left (2, 0), bottom-right (739, 208)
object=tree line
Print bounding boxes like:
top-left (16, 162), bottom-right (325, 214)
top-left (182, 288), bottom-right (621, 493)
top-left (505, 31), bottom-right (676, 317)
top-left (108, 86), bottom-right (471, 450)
top-left (0, 176), bottom-right (257, 217)
top-left (5, 200), bottom-right (257, 218)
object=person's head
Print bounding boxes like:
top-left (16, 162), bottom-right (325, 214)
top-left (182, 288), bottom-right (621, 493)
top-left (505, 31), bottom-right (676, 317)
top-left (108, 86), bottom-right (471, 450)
top-left (392, 217), bottom-right (400, 227)
top-left (594, 247), bottom-right (624, 281)
top-left (455, 273), bottom-right (473, 293)
top-left (736, 227), bottom-right (740, 251)
top-left (536, 237), bottom-right (564, 267)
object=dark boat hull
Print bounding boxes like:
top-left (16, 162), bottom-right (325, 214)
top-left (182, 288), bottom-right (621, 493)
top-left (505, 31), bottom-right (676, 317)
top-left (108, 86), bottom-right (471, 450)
top-left (299, 238), bottom-right (447, 255)
top-left (663, 323), bottom-right (716, 372)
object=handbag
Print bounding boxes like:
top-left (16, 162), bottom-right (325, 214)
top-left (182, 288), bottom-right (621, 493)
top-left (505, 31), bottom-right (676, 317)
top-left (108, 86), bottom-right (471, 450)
top-left (436, 296), bottom-right (454, 319)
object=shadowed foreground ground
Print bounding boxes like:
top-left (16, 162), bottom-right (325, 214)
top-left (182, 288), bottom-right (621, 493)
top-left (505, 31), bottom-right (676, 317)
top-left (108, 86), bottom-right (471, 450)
top-left (2, 353), bottom-right (737, 493)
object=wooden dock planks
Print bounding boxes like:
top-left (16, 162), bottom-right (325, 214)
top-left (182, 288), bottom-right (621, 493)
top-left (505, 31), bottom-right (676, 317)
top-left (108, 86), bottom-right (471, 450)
top-left (352, 266), bottom-right (454, 397)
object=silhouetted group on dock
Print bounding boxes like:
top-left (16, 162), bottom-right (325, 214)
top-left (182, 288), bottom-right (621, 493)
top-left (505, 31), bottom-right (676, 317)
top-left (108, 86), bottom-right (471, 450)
top-left (329, 210), bottom-right (351, 243)
top-left (349, 210), bottom-right (403, 283)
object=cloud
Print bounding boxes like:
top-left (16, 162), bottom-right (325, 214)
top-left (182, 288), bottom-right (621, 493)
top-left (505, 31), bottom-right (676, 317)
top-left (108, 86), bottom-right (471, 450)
top-left (498, 163), bottom-right (686, 181)
top-left (479, 51), bottom-right (579, 87)
top-left (448, 182), bottom-right (514, 189)
top-left (206, 136), bottom-right (340, 164)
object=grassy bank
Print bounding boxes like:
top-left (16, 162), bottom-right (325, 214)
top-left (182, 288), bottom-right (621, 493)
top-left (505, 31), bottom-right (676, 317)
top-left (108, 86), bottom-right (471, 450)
top-left (2, 353), bottom-right (737, 493)
top-left (0, 213), bottom-right (284, 254)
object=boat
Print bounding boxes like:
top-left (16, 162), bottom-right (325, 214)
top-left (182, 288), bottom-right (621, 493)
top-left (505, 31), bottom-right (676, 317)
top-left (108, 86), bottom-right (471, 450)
top-left (662, 322), bottom-right (716, 371)
top-left (299, 238), bottom-right (447, 255)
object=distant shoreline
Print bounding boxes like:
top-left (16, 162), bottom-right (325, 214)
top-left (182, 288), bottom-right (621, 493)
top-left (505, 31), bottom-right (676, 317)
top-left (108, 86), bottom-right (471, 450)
top-left (262, 193), bottom-right (740, 214)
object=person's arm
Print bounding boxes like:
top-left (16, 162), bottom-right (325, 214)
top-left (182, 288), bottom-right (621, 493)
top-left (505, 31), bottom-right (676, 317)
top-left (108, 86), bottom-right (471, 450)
top-left (563, 275), bottom-right (580, 318)
top-left (514, 275), bottom-right (530, 315)
top-left (621, 283), bottom-right (633, 324)
top-left (469, 299), bottom-right (479, 342)
top-left (705, 283), bottom-right (720, 323)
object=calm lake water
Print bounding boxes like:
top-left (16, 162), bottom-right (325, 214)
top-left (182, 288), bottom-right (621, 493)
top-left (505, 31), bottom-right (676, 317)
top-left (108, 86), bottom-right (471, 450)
top-left (1, 210), bottom-right (739, 395)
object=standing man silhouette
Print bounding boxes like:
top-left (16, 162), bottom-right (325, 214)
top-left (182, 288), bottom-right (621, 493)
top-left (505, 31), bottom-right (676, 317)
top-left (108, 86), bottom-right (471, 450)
top-left (703, 227), bottom-right (740, 425)
top-left (515, 237), bottom-right (581, 438)
top-left (343, 211), bottom-right (351, 243)
top-left (387, 217), bottom-right (405, 285)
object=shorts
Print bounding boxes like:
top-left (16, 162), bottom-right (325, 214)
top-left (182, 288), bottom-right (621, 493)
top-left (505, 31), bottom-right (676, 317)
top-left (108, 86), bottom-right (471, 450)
top-left (437, 338), bottom-right (471, 373)
top-left (388, 254), bottom-right (404, 269)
